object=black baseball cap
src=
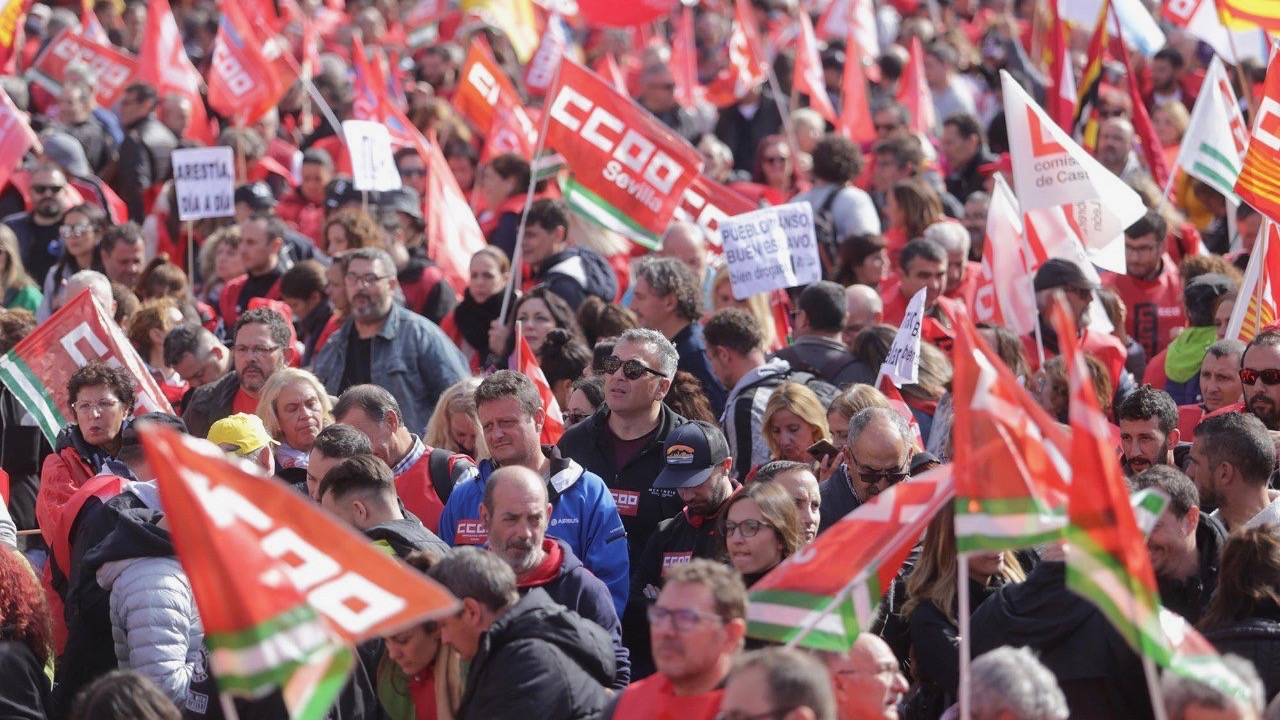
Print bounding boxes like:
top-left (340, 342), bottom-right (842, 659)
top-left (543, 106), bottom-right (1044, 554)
top-left (234, 182), bottom-right (276, 210)
top-left (654, 421), bottom-right (731, 489)
top-left (324, 177), bottom-right (364, 211)
top-left (1033, 258), bottom-right (1098, 293)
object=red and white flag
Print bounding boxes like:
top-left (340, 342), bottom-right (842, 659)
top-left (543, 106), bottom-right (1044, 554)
top-left (525, 12), bottom-right (569, 96)
top-left (793, 12), bottom-right (836, 124)
top-left (877, 373), bottom-right (923, 450)
top-left (1226, 220), bottom-right (1280, 341)
top-left (1045, 0), bottom-right (1076, 131)
top-left (207, 0), bottom-right (297, 127)
top-left (515, 329), bottom-right (565, 445)
top-left (454, 37), bottom-right (524, 136)
top-left (976, 175), bottom-right (1038, 335)
top-left (136, 0), bottom-right (213, 143)
top-left (28, 30), bottom-right (137, 109)
top-left (838, 16), bottom-right (876, 145)
top-left (481, 104), bottom-right (538, 162)
top-left (0, 81), bottom-right (39, 198)
top-left (674, 174), bottom-right (759, 250)
top-left (594, 52), bottom-right (627, 92)
top-left (721, 0), bottom-right (768, 104)
top-left (670, 5), bottom-right (700, 109)
top-left (896, 36), bottom-right (935, 136)
top-left (422, 129), bottom-right (486, 295)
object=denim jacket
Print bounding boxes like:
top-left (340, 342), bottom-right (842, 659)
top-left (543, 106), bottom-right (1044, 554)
top-left (310, 305), bottom-right (469, 434)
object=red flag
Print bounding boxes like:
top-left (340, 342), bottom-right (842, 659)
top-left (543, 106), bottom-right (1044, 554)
top-left (594, 53), bottom-right (627, 92)
top-left (79, 0), bottom-right (110, 45)
top-left (0, 82), bottom-right (38, 199)
top-left (515, 329), bottom-right (565, 444)
top-left (670, 5), bottom-right (699, 109)
top-left (794, 12), bottom-right (837, 125)
top-left (1113, 15), bottom-right (1170, 189)
top-left (454, 37), bottom-right (523, 136)
top-left (838, 15), bottom-right (876, 145)
top-left (674, 174), bottom-right (759, 250)
top-left (423, 129), bottom-right (487, 294)
top-left (136, 0), bottom-right (213, 143)
top-left (876, 373), bottom-right (923, 449)
top-left (816, 0), bottom-right (880, 83)
top-left (525, 12), bottom-right (569, 96)
top-left (544, 59), bottom-right (704, 247)
top-left (1045, 0), bottom-right (1076, 131)
top-left (577, 0), bottom-right (675, 27)
top-left (708, 0), bottom-right (767, 107)
top-left (207, 0), bottom-right (298, 127)
top-left (481, 104), bottom-right (538, 162)
top-left (28, 30), bottom-right (137, 109)
top-left (896, 36), bottom-right (936, 136)
top-left (1234, 41), bottom-right (1280, 224)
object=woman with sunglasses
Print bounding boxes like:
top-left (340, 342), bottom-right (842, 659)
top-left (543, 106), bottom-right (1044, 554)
top-left (730, 135), bottom-right (807, 207)
top-left (720, 481), bottom-right (803, 588)
top-left (563, 376), bottom-right (605, 429)
top-left (37, 203), bottom-right (105, 320)
top-left (0, 226), bottom-right (40, 312)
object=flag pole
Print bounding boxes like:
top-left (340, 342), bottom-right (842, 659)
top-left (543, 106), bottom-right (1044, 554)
top-left (1255, 220), bottom-right (1270, 337)
top-left (186, 220), bottom-right (195, 287)
top-left (498, 59), bottom-right (563, 325)
top-left (762, 56), bottom-right (806, 191)
top-left (957, 552), bottom-right (973, 720)
top-left (1143, 653), bottom-right (1170, 720)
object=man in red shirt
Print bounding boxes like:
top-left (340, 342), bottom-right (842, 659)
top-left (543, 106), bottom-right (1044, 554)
top-left (275, 149), bottom-right (331, 245)
top-left (926, 219), bottom-right (981, 312)
top-left (1103, 211), bottom-right (1186, 358)
top-left (1024, 259), bottom-right (1128, 391)
top-left (182, 307), bottom-right (291, 439)
top-left (608, 560), bottom-right (746, 719)
top-left (881, 238), bottom-right (958, 351)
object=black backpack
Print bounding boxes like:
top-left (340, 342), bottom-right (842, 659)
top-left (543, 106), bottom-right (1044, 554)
top-left (811, 186), bottom-right (843, 279)
top-left (731, 369), bottom-right (839, 480)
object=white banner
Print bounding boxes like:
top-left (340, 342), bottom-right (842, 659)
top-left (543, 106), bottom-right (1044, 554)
top-left (172, 146), bottom-right (235, 221)
top-left (342, 120), bottom-right (403, 192)
top-left (722, 202), bottom-right (821, 300)
top-left (879, 287), bottom-right (925, 386)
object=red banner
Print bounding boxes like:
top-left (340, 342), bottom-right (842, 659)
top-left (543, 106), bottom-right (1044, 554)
top-left (27, 29), bottom-right (137, 108)
top-left (136, 0), bottom-right (214, 143)
top-left (454, 37), bottom-right (522, 136)
top-left (0, 290), bottom-right (173, 444)
top-left (545, 59), bottom-right (704, 243)
top-left (516, 330), bottom-right (564, 445)
top-left (674, 175), bottom-right (758, 250)
top-left (207, 0), bottom-right (297, 127)
top-left (577, 0), bottom-right (675, 27)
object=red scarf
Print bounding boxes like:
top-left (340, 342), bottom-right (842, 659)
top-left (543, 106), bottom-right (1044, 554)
top-left (515, 537), bottom-right (563, 589)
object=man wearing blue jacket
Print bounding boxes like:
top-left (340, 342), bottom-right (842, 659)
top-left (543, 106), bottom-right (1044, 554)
top-left (439, 370), bottom-right (630, 615)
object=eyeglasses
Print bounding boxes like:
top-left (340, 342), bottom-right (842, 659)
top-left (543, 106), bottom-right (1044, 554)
top-left (714, 710), bottom-right (797, 720)
top-left (600, 354), bottom-right (666, 381)
top-left (346, 272), bottom-right (392, 286)
top-left (723, 519), bottom-right (775, 538)
top-left (646, 605), bottom-right (725, 632)
top-left (32, 184), bottom-right (64, 195)
top-left (832, 662), bottom-right (903, 680)
top-left (563, 411), bottom-right (592, 426)
top-left (850, 458), bottom-right (909, 494)
top-left (60, 223), bottom-right (94, 238)
top-left (1241, 368), bottom-right (1280, 386)
top-left (71, 399), bottom-right (122, 416)
top-left (233, 344), bottom-right (282, 357)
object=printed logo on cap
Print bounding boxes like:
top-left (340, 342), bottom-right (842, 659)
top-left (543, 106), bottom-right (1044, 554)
top-left (666, 444), bottom-right (696, 465)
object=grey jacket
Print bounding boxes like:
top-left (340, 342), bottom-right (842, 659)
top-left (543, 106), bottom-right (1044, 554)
top-left (310, 305), bottom-right (469, 434)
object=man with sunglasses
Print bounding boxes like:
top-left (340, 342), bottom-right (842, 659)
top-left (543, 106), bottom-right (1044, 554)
top-left (1240, 329), bottom-right (1280, 440)
top-left (608, 559), bottom-right (747, 720)
top-left (3, 163), bottom-right (72, 283)
top-left (819, 407), bottom-right (914, 535)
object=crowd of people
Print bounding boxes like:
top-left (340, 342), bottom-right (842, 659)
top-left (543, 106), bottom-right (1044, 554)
top-left (0, 0), bottom-right (1277, 718)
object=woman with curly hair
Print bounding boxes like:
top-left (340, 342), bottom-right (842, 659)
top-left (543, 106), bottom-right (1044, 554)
top-left (0, 547), bottom-right (53, 719)
top-left (322, 208), bottom-right (383, 257)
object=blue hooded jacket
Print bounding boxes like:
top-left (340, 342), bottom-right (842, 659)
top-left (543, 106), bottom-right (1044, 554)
top-left (438, 447), bottom-right (630, 616)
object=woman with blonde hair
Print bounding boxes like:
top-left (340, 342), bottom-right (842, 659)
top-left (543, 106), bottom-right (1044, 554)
top-left (901, 505), bottom-right (1027, 719)
top-left (710, 266), bottom-right (781, 351)
top-left (720, 481), bottom-right (803, 587)
top-left (0, 225), bottom-right (41, 312)
top-left (256, 368), bottom-right (333, 478)
top-left (424, 377), bottom-right (486, 461)
top-left (762, 382), bottom-right (831, 466)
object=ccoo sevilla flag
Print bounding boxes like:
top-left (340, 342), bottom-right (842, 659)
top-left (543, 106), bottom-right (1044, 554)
top-left (141, 425), bottom-right (459, 720)
top-left (544, 59), bottom-right (704, 248)
top-left (515, 328), bottom-right (565, 445)
top-left (950, 307), bottom-right (1070, 553)
top-left (793, 12), bottom-right (836, 125)
top-left (674, 174), bottom-right (759, 250)
top-left (0, 290), bottom-right (173, 444)
top-left (1225, 220), bottom-right (1280, 341)
top-left (136, 0), bottom-right (213, 143)
top-left (746, 466), bottom-right (953, 650)
top-left (1178, 56), bottom-right (1248, 201)
top-left (1234, 41), bottom-right (1280, 224)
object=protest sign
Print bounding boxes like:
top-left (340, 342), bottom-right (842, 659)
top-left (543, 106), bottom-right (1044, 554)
top-left (172, 146), bottom-right (235, 222)
top-left (721, 202), bottom-right (821, 300)
top-left (880, 287), bottom-right (926, 386)
top-left (0, 290), bottom-right (173, 444)
top-left (343, 120), bottom-right (402, 192)
top-left (27, 29), bottom-right (137, 108)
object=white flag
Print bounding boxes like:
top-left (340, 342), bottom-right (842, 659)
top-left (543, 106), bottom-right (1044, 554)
top-left (985, 175), bottom-right (1037, 336)
top-left (879, 288), bottom-right (926, 386)
top-left (1177, 57), bottom-right (1249, 201)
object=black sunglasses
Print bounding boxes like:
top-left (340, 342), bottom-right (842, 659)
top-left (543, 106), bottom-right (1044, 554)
top-left (600, 354), bottom-right (665, 381)
top-left (1241, 368), bottom-right (1280, 386)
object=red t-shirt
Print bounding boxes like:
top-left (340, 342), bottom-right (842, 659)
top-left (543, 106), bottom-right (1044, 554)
top-left (1102, 255), bottom-right (1186, 358)
top-left (233, 388), bottom-right (259, 415)
top-left (611, 674), bottom-right (723, 720)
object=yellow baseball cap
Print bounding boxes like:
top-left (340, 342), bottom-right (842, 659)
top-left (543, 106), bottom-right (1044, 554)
top-left (207, 413), bottom-right (279, 456)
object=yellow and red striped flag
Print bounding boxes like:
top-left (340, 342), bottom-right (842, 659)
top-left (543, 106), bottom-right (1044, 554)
top-left (1234, 42), bottom-right (1280, 224)
top-left (1226, 220), bottom-right (1280, 341)
top-left (1218, 0), bottom-right (1280, 33)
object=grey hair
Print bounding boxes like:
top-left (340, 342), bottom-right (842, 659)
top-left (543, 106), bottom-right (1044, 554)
top-left (970, 647), bottom-right (1069, 720)
top-left (1163, 654), bottom-right (1264, 719)
top-left (634, 256), bottom-right (703, 322)
top-left (345, 246), bottom-right (396, 277)
top-left (1205, 338), bottom-right (1246, 361)
top-left (731, 648), bottom-right (836, 720)
top-left (617, 328), bottom-right (679, 378)
top-left (427, 546), bottom-right (519, 614)
top-left (924, 221), bottom-right (971, 258)
top-left (847, 407), bottom-right (913, 456)
top-left (66, 270), bottom-right (112, 310)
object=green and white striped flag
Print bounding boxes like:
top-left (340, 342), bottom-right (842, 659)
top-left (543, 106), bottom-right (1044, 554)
top-left (1176, 56), bottom-right (1248, 201)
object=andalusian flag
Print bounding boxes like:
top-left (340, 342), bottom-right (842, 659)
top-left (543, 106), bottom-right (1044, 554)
top-left (1177, 57), bottom-right (1248, 201)
top-left (141, 425), bottom-right (459, 719)
top-left (950, 311), bottom-right (1070, 553)
top-left (1225, 221), bottom-right (1280, 341)
top-left (1218, 0), bottom-right (1280, 33)
top-left (745, 466), bottom-right (953, 650)
top-left (1053, 299), bottom-right (1252, 703)
top-left (1235, 42), bottom-right (1280, 224)
top-left (1073, 0), bottom-right (1110, 149)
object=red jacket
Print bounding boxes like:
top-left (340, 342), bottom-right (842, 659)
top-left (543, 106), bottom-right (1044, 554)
top-left (276, 190), bottom-right (327, 244)
top-left (219, 272), bottom-right (284, 327)
top-left (1102, 255), bottom-right (1186, 358)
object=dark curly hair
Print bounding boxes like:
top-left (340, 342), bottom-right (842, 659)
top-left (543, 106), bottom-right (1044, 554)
top-left (811, 134), bottom-right (865, 184)
top-left (0, 549), bottom-right (52, 667)
top-left (663, 371), bottom-right (717, 423)
top-left (538, 328), bottom-right (592, 388)
top-left (0, 309), bottom-right (35, 355)
top-left (234, 306), bottom-right (292, 350)
top-left (634, 256), bottom-right (702, 323)
top-left (67, 361), bottom-right (137, 410)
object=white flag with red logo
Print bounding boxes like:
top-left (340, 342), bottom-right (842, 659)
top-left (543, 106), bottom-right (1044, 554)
top-left (980, 175), bottom-right (1038, 335)
top-left (515, 329), bottom-right (565, 445)
top-left (817, 0), bottom-right (880, 82)
top-left (896, 37), bottom-right (935, 136)
top-left (794, 12), bottom-right (836, 125)
top-left (136, 0), bottom-right (213, 143)
top-left (544, 59), bottom-right (704, 248)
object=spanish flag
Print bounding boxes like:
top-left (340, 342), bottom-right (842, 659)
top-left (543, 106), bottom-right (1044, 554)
top-left (1234, 42), bottom-right (1280, 225)
top-left (1072, 0), bottom-right (1110, 150)
top-left (1218, 0), bottom-right (1280, 33)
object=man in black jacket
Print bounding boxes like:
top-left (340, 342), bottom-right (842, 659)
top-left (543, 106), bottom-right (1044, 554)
top-left (429, 546), bottom-right (616, 720)
top-left (523, 199), bottom-right (618, 311)
top-left (1130, 466), bottom-right (1225, 624)
top-left (316, 453), bottom-right (449, 559)
top-left (627, 421), bottom-right (737, 678)
top-left (769, 281), bottom-right (875, 388)
top-left (483, 465), bottom-right (630, 687)
top-left (819, 407), bottom-right (913, 534)
top-left (631, 259), bottom-right (726, 413)
top-left (558, 327), bottom-right (688, 571)
top-left (113, 81), bottom-right (177, 222)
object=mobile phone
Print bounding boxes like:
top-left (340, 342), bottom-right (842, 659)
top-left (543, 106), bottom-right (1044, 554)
top-left (807, 439), bottom-right (840, 462)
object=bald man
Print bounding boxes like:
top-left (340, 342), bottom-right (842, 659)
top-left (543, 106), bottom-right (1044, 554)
top-left (626, 221), bottom-right (717, 308)
top-left (843, 285), bottom-right (883, 348)
top-left (821, 634), bottom-right (909, 720)
top-left (481, 466), bottom-right (631, 687)
top-left (1096, 117), bottom-right (1147, 184)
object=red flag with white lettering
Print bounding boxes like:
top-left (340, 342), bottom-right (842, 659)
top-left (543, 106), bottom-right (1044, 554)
top-left (674, 174), bottom-right (758, 250)
top-left (136, 0), bottom-right (213, 143)
top-left (544, 59), bottom-right (704, 247)
top-left (480, 104), bottom-right (538, 162)
top-left (515, 329), bottom-right (565, 444)
top-left (454, 37), bottom-right (523, 136)
top-left (706, 0), bottom-right (767, 107)
top-left (28, 30), bottom-right (137, 108)
top-left (207, 0), bottom-right (297, 127)
top-left (794, 12), bottom-right (836, 125)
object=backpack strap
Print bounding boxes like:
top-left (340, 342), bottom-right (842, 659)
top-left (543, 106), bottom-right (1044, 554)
top-left (427, 448), bottom-right (455, 504)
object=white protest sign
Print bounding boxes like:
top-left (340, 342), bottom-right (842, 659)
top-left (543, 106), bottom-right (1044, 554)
top-left (342, 120), bottom-right (402, 192)
top-left (171, 146), bottom-right (235, 221)
top-left (721, 202), bottom-right (821, 300)
top-left (879, 287), bottom-right (926, 386)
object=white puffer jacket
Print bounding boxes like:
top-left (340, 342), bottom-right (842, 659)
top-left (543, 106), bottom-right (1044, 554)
top-left (97, 555), bottom-right (204, 704)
